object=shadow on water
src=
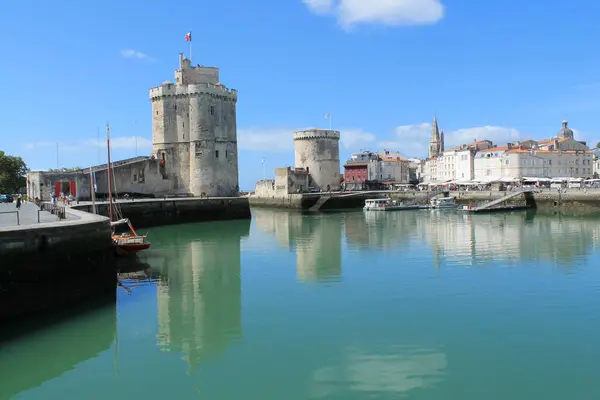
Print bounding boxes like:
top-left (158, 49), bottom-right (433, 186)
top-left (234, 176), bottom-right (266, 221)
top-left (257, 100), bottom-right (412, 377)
top-left (0, 299), bottom-right (117, 400)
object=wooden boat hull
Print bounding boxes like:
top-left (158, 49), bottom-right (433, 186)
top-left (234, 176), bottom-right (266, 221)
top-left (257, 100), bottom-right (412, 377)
top-left (115, 242), bottom-right (151, 256)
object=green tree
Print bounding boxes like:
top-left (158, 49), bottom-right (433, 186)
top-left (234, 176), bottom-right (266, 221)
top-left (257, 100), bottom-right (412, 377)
top-left (48, 166), bottom-right (82, 172)
top-left (0, 151), bottom-right (28, 193)
top-left (596, 141), bottom-right (600, 149)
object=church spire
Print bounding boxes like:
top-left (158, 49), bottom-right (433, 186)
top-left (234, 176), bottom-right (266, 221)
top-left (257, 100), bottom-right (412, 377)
top-left (432, 115), bottom-right (439, 139)
top-left (428, 115), bottom-right (441, 159)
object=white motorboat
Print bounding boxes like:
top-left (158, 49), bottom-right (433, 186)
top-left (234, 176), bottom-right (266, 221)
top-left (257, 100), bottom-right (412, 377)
top-left (429, 196), bottom-right (459, 209)
top-left (364, 198), bottom-right (427, 211)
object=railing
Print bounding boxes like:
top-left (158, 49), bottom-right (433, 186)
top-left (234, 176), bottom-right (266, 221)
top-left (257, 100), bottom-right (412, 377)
top-left (0, 211), bottom-right (19, 225)
top-left (41, 202), bottom-right (67, 220)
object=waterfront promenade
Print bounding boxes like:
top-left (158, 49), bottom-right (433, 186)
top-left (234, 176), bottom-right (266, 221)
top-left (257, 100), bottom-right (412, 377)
top-left (0, 202), bottom-right (62, 227)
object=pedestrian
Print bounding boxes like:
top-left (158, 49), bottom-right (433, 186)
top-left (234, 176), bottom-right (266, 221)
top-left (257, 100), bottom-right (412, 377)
top-left (16, 194), bottom-right (22, 210)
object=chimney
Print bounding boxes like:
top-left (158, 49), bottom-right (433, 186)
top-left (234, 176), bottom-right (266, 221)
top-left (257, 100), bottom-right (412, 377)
top-left (553, 139), bottom-right (559, 149)
top-left (507, 143), bottom-right (513, 150)
top-left (519, 145), bottom-right (523, 150)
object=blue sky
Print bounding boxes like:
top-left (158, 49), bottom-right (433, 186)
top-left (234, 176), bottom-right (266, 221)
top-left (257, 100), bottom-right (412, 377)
top-left (1, 0), bottom-right (599, 190)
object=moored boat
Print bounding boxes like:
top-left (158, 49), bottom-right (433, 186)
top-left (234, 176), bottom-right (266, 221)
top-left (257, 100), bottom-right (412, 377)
top-left (105, 123), bottom-right (150, 255)
top-left (364, 198), bottom-right (427, 211)
top-left (429, 196), bottom-right (459, 209)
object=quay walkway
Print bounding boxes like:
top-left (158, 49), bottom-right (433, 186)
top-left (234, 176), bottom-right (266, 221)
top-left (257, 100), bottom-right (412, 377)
top-left (0, 202), bottom-right (62, 228)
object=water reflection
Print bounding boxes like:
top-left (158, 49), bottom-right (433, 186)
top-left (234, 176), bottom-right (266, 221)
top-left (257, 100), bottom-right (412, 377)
top-left (0, 305), bottom-right (116, 399)
top-left (344, 210), bottom-right (600, 267)
top-left (254, 210), bottom-right (342, 282)
top-left (425, 211), bottom-right (600, 267)
top-left (311, 346), bottom-right (447, 398)
top-left (148, 220), bottom-right (250, 370)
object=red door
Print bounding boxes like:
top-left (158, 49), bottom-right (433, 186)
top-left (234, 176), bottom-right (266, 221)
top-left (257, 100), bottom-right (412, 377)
top-left (54, 181), bottom-right (61, 196)
top-left (69, 180), bottom-right (77, 196)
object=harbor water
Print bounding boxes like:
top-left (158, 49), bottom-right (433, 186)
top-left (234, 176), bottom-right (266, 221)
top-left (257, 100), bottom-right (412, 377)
top-left (2, 209), bottom-right (600, 400)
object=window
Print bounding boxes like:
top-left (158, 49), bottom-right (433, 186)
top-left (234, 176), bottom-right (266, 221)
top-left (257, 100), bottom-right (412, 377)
top-left (226, 150), bottom-right (228, 158)
top-left (210, 106), bottom-right (215, 115)
top-left (215, 150), bottom-right (219, 158)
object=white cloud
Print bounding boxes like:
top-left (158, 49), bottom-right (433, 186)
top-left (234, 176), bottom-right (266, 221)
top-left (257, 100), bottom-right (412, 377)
top-left (120, 49), bottom-right (155, 61)
top-left (238, 127), bottom-right (377, 152)
top-left (23, 141), bottom-right (80, 152)
top-left (84, 136), bottom-right (152, 150)
top-left (238, 128), bottom-right (295, 152)
top-left (24, 136), bottom-right (152, 152)
top-left (340, 128), bottom-right (377, 149)
top-left (381, 123), bottom-right (524, 158)
top-left (303, 0), bottom-right (444, 28)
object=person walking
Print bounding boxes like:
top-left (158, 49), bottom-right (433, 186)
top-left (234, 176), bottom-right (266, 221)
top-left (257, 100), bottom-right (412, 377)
top-left (15, 194), bottom-right (22, 210)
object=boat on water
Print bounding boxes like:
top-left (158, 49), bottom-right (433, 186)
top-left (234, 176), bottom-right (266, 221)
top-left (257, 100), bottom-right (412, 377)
top-left (105, 123), bottom-right (150, 255)
top-left (363, 198), bottom-right (427, 211)
top-left (429, 196), bottom-right (459, 209)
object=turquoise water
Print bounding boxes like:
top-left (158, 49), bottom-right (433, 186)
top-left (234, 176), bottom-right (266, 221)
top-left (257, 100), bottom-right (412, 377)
top-left (2, 209), bottom-right (600, 400)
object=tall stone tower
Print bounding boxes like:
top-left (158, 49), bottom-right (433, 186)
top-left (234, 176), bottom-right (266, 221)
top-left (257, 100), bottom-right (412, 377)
top-left (149, 53), bottom-right (239, 197)
top-left (293, 129), bottom-right (341, 191)
top-left (428, 115), bottom-right (443, 158)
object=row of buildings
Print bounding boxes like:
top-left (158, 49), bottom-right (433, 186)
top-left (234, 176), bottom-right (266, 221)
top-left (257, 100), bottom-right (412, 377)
top-left (341, 117), bottom-right (600, 190)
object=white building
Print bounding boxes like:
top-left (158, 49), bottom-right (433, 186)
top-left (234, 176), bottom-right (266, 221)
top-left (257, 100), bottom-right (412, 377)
top-left (367, 151), bottom-right (409, 183)
top-left (422, 140), bottom-right (493, 183)
top-left (474, 145), bottom-right (595, 181)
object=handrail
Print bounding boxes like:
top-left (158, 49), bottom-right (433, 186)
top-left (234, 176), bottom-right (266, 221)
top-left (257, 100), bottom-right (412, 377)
top-left (0, 211), bottom-right (19, 225)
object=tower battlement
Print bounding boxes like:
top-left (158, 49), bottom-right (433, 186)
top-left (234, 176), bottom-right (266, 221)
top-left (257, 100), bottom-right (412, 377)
top-left (149, 84), bottom-right (237, 101)
top-left (293, 129), bottom-right (341, 141)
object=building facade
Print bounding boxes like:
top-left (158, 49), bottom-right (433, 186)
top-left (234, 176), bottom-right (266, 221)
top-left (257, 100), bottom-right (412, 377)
top-left (474, 146), bottom-right (594, 181)
top-left (150, 53), bottom-right (239, 197)
top-left (367, 151), bottom-right (409, 184)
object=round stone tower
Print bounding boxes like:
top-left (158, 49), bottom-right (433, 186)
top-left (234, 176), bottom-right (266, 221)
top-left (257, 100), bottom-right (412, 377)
top-left (293, 129), bottom-right (341, 191)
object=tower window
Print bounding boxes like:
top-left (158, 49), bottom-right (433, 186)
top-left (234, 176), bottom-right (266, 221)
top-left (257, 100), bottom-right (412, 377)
top-left (215, 150), bottom-right (219, 158)
top-left (210, 106), bottom-right (215, 115)
top-left (226, 150), bottom-right (228, 158)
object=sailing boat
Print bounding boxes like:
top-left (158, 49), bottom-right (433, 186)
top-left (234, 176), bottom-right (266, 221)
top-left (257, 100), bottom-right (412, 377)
top-left (106, 123), bottom-right (150, 255)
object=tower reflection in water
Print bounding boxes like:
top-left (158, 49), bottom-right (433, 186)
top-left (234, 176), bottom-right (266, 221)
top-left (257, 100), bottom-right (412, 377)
top-left (151, 220), bottom-right (250, 370)
top-left (254, 209), bottom-right (342, 283)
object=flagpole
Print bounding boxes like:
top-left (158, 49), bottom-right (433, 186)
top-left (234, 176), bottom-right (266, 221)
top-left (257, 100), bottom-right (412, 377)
top-left (189, 30), bottom-right (192, 63)
top-left (262, 158), bottom-right (266, 180)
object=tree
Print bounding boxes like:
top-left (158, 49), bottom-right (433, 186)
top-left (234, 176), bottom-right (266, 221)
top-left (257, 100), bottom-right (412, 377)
top-left (596, 141), bottom-right (600, 149)
top-left (0, 151), bottom-right (28, 193)
top-left (47, 166), bottom-right (82, 172)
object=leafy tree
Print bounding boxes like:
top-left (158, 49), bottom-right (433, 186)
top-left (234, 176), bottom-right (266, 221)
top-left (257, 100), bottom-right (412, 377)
top-left (48, 166), bottom-right (82, 172)
top-left (0, 151), bottom-right (28, 193)
top-left (596, 141), bottom-right (600, 149)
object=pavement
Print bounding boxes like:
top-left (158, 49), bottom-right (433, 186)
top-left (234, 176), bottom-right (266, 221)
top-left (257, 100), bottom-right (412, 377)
top-left (0, 202), bottom-right (60, 228)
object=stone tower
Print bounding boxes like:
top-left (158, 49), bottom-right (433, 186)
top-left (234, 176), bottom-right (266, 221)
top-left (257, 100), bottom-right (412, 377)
top-left (149, 53), bottom-right (239, 197)
top-left (428, 115), bottom-right (444, 158)
top-left (293, 129), bottom-right (341, 191)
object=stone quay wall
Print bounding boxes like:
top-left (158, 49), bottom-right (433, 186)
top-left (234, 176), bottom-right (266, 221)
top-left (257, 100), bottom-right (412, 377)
top-left (0, 208), bottom-right (116, 323)
top-left (72, 196), bottom-right (251, 229)
top-left (250, 190), bottom-right (600, 211)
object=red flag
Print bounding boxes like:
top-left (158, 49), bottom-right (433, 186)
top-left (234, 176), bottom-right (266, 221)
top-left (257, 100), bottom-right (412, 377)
top-left (185, 32), bottom-right (192, 42)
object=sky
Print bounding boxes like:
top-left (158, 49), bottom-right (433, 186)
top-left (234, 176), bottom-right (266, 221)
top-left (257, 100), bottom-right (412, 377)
top-left (1, 0), bottom-right (599, 190)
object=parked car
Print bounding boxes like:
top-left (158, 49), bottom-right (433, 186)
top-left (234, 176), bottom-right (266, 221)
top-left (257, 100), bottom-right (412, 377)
top-left (0, 194), bottom-right (14, 203)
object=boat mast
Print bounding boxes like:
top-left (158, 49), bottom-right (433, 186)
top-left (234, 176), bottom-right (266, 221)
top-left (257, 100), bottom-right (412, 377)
top-left (90, 166), bottom-right (97, 214)
top-left (106, 123), bottom-right (114, 225)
